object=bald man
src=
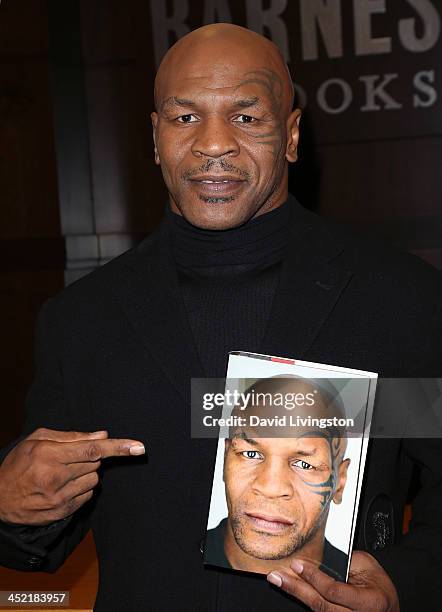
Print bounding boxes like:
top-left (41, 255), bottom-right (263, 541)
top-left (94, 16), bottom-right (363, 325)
top-left (0, 23), bottom-right (441, 612)
top-left (151, 23), bottom-right (300, 230)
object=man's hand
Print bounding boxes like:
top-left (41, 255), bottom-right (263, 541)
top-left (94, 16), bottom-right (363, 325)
top-left (267, 550), bottom-right (400, 611)
top-left (0, 428), bottom-right (146, 527)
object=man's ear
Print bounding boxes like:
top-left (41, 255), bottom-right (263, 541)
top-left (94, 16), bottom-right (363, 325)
top-left (222, 439), bottom-right (231, 483)
top-left (151, 111), bottom-right (160, 165)
top-left (332, 458), bottom-right (350, 505)
top-left (285, 108), bottom-right (302, 163)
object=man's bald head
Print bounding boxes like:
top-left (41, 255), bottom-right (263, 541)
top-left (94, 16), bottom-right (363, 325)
top-left (155, 24), bottom-right (294, 117)
top-left (151, 23), bottom-right (301, 230)
top-left (229, 376), bottom-right (349, 459)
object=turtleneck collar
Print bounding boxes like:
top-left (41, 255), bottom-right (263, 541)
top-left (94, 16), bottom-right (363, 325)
top-left (166, 198), bottom-right (292, 276)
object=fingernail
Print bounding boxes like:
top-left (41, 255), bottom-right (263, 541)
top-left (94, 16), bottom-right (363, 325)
top-left (267, 572), bottom-right (283, 588)
top-left (129, 444), bottom-right (145, 455)
top-left (91, 430), bottom-right (107, 435)
top-left (291, 560), bottom-right (304, 574)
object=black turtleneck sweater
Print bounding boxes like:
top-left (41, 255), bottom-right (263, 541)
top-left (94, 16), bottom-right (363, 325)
top-left (166, 200), bottom-right (292, 378)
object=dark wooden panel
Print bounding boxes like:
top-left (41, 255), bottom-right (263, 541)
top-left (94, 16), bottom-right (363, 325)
top-left (310, 136), bottom-right (442, 266)
top-left (0, 269), bottom-right (64, 448)
top-left (79, 0), bottom-right (165, 237)
top-left (84, 62), bottom-right (165, 235)
top-left (317, 137), bottom-right (442, 224)
top-left (80, 0), bottom-right (138, 63)
top-left (0, 2), bottom-right (64, 448)
top-left (0, 238), bottom-right (64, 270)
top-left (0, 0), bottom-right (49, 56)
top-left (0, 59), bottom-right (60, 238)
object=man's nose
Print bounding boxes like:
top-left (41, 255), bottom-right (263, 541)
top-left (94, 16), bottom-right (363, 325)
top-left (252, 459), bottom-right (294, 499)
top-left (191, 116), bottom-right (240, 159)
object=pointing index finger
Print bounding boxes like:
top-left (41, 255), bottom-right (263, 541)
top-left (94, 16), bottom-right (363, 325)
top-left (28, 428), bottom-right (109, 442)
top-left (59, 438), bottom-right (146, 463)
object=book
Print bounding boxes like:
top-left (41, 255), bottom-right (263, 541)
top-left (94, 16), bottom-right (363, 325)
top-left (203, 351), bottom-right (377, 582)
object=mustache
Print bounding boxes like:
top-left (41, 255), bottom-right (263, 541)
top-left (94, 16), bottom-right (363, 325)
top-left (182, 158), bottom-right (250, 180)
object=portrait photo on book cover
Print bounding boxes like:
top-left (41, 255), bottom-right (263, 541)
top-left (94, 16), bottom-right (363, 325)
top-left (204, 367), bottom-right (375, 583)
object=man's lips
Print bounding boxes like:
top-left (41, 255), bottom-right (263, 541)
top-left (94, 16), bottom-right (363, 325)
top-left (189, 174), bottom-right (245, 182)
top-left (245, 512), bottom-right (294, 534)
top-left (187, 175), bottom-right (246, 195)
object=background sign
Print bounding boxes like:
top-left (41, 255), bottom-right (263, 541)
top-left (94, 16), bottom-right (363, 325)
top-left (149, 0), bottom-right (442, 143)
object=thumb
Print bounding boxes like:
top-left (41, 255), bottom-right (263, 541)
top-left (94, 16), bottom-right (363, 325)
top-left (27, 428), bottom-right (109, 443)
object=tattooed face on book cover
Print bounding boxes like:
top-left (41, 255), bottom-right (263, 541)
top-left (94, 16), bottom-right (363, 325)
top-left (223, 377), bottom-right (350, 569)
top-left (151, 24), bottom-right (301, 230)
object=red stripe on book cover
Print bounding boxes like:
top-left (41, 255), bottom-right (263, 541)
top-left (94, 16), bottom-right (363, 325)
top-left (271, 357), bottom-right (296, 364)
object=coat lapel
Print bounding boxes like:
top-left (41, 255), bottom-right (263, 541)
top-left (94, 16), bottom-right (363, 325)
top-left (115, 198), bottom-right (354, 402)
top-left (116, 218), bottom-right (206, 403)
top-left (260, 198), bottom-right (354, 360)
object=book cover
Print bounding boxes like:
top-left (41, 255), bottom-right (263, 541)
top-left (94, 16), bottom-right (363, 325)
top-left (203, 351), bottom-right (377, 582)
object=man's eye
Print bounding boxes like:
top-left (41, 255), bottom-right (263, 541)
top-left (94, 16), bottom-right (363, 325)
top-left (241, 450), bottom-right (262, 460)
top-left (293, 459), bottom-right (314, 470)
top-left (177, 114), bottom-right (198, 123)
top-left (234, 114), bottom-right (256, 124)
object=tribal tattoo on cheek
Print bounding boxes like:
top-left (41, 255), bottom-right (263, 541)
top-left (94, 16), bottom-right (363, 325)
top-left (298, 431), bottom-right (342, 510)
top-left (234, 68), bottom-right (284, 158)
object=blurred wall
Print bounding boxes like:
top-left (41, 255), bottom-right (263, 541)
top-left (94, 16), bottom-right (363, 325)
top-left (0, 0), bottom-right (64, 446)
